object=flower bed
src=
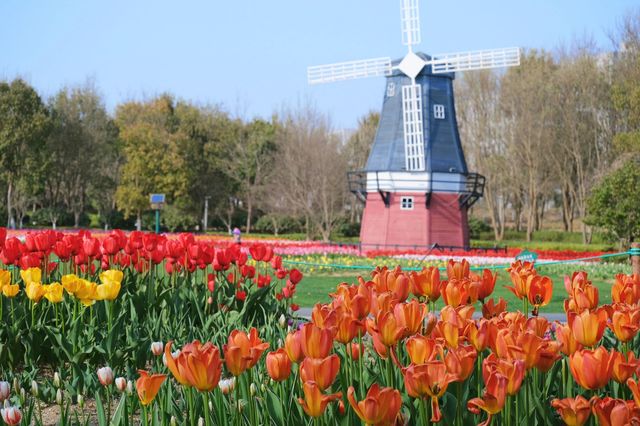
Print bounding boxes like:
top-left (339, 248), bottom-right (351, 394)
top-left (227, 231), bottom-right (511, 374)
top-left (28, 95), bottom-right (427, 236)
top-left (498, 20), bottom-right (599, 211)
top-left (0, 229), bottom-right (638, 425)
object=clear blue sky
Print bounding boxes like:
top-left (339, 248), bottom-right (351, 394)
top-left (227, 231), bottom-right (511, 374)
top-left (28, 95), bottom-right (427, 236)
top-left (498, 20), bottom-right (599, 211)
top-left (0, 1), bottom-right (636, 128)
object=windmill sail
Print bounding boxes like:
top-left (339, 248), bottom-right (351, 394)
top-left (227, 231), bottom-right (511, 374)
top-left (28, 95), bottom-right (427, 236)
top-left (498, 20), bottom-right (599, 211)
top-left (308, 57), bottom-right (392, 84)
top-left (400, 0), bottom-right (421, 48)
top-left (431, 47), bottom-right (520, 73)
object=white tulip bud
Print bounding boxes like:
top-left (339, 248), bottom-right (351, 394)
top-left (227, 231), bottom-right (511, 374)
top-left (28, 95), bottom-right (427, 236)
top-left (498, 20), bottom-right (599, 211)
top-left (77, 394), bottom-right (84, 408)
top-left (115, 377), bottom-right (126, 393)
top-left (30, 381), bottom-right (38, 397)
top-left (170, 417), bottom-right (177, 426)
top-left (19, 388), bottom-right (25, 403)
top-left (53, 372), bottom-right (61, 389)
top-left (198, 417), bottom-right (205, 426)
top-left (96, 367), bottom-right (114, 387)
top-left (278, 314), bottom-right (286, 328)
top-left (250, 383), bottom-right (257, 396)
top-left (126, 380), bottom-right (133, 396)
top-left (0, 382), bottom-right (10, 402)
top-left (56, 389), bottom-right (63, 406)
top-left (150, 341), bottom-right (163, 357)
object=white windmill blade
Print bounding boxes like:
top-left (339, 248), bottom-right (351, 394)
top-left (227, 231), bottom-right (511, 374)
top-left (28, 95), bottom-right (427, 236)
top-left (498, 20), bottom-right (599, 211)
top-left (430, 47), bottom-right (520, 74)
top-left (400, 0), bottom-right (421, 49)
top-left (401, 84), bottom-right (425, 171)
top-left (307, 57), bottom-right (393, 85)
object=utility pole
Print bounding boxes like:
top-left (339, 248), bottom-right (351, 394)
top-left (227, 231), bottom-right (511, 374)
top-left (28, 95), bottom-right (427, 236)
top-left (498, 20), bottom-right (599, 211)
top-left (203, 196), bottom-right (211, 233)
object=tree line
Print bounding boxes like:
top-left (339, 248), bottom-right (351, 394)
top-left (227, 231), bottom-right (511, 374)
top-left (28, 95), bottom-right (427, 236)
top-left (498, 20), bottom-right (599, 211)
top-left (455, 11), bottom-right (640, 243)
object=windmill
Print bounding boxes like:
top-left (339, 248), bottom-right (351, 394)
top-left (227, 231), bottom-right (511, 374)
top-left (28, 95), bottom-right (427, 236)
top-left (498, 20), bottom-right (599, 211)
top-left (307, 0), bottom-right (520, 249)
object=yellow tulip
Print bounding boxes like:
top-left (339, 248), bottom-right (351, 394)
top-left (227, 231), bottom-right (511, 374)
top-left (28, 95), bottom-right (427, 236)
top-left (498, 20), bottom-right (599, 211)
top-left (74, 279), bottom-right (98, 306)
top-left (2, 284), bottom-right (19, 298)
top-left (100, 270), bottom-right (123, 286)
top-left (25, 282), bottom-right (45, 303)
top-left (61, 274), bottom-right (81, 294)
top-left (20, 268), bottom-right (42, 285)
top-left (0, 270), bottom-right (10, 288)
top-left (43, 283), bottom-right (64, 303)
top-left (96, 270), bottom-right (123, 301)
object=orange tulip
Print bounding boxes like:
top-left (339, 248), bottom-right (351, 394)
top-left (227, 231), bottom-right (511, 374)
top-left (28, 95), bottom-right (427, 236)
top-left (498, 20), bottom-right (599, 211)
top-left (535, 340), bottom-right (561, 372)
top-left (550, 396), bottom-right (591, 426)
top-left (223, 328), bottom-right (270, 376)
top-left (284, 330), bottom-right (305, 363)
top-left (368, 311), bottom-right (407, 347)
top-left (300, 354), bottom-right (340, 391)
top-left (347, 342), bottom-right (364, 361)
top-left (300, 323), bottom-right (334, 359)
top-left (590, 397), bottom-right (640, 426)
top-left (466, 320), bottom-right (489, 352)
top-left (371, 267), bottom-right (410, 302)
top-left (164, 341), bottom-right (222, 391)
top-left (445, 345), bottom-right (477, 382)
top-left (612, 274), bottom-right (640, 305)
top-left (569, 347), bottom-right (614, 390)
top-left (611, 351), bottom-right (638, 384)
top-left (334, 312), bottom-right (363, 344)
top-left (403, 361), bottom-right (455, 422)
top-left (405, 335), bottom-right (440, 365)
top-left (446, 259), bottom-right (470, 281)
top-left (505, 271), bottom-right (534, 300)
top-left (347, 384), bottom-right (402, 426)
top-left (526, 316), bottom-right (549, 338)
top-left (467, 371), bottom-right (507, 426)
top-left (371, 330), bottom-right (389, 359)
top-left (482, 354), bottom-right (525, 396)
top-left (481, 298), bottom-right (507, 319)
top-left (627, 378), bottom-right (640, 409)
top-left (555, 322), bottom-right (583, 356)
top-left (266, 349), bottom-right (292, 382)
top-left (409, 267), bottom-right (440, 302)
top-left (136, 370), bottom-right (166, 405)
top-left (441, 279), bottom-right (469, 307)
top-left (311, 304), bottom-right (339, 331)
top-left (515, 331), bottom-right (544, 370)
top-left (527, 275), bottom-right (552, 315)
top-left (393, 300), bottom-right (426, 337)
top-left (434, 319), bottom-right (460, 349)
top-left (568, 308), bottom-right (608, 347)
top-left (611, 307), bottom-right (640, 343)
top-left (473, 269), bottom-right (497, 301)
top-left (298, 381), bottom-right (342, 418)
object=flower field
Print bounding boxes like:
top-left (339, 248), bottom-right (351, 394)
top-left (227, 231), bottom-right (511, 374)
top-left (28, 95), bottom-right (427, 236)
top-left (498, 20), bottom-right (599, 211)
top-left (0, 229), bottom-right (639, 425)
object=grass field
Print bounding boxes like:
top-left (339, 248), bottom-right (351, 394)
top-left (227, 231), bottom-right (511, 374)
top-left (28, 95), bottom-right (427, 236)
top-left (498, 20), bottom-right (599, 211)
top-left (293, 261), bottom-right (633, 312)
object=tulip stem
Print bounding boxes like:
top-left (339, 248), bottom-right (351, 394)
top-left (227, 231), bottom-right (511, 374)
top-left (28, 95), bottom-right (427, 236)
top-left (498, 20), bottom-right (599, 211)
top-left (419, 398), bottom-right (429, 425)
top-left (142, 404), bottom-right (148, 426)
top-left (202, 392), bottom-right (212, 426)
top-left (386, 355), bottom-right (394, 388)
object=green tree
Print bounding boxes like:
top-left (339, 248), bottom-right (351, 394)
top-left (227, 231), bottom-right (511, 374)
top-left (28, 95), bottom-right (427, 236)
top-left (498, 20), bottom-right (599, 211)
top-left (586, 158), bottom-right (640, 244)
top-left (0, 79), bottom-right (49, 228)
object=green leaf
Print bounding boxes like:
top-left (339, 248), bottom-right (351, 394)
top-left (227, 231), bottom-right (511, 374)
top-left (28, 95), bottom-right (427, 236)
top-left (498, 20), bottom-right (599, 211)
top-left (95, 392), bottom-right (107, 426)
top-left (265, 388), bottom-right (284, 424)
top-left (109, 396), bottom-right (126, 426)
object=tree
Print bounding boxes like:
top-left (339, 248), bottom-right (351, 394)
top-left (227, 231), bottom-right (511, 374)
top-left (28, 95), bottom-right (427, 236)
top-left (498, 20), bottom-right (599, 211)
top-left (586, 158), bottom-right (640, 244)
top-left (0, 79), bottom-right (49, 228)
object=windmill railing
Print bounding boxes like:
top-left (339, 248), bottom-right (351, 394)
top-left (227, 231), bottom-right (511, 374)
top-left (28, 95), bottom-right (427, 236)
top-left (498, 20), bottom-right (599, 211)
top-left (347, 170), bottom-right (485, 208)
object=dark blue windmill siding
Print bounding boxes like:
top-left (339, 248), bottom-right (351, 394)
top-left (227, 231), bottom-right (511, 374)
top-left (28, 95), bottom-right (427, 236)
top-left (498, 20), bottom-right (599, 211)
top-left (364, 52), bottom-right (468, 175)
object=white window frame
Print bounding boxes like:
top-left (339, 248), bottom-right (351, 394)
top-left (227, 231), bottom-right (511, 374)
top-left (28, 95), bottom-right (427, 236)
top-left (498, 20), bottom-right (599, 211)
top-left (402, 84), bottom-right (425, 171)
top-left (433, 104), bottom-right (445, 119)
top-left (400, 196), bottom-right (414, 210)
top-left (386, 82), bottom-right (396, 97)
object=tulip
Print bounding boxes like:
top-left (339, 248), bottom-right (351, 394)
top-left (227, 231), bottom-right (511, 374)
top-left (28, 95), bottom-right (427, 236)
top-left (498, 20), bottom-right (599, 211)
top-left (466, 320), bottom-right (489, 352)
top-left (25, 282), bottom-right (45, 303)
top-left (611, 307), bottom-right (640, 343)
top-left (218, 377), bottom-right (235, 395)
top-left (347, 384), bottom-right (402, 426)
top-left (441, 279), bottom-right (470, 307)
top-left (467, 372), bottom-right (508, 426)
top-left (300, 354), bottom-right (340, 391)
top-left (311, 304), bottom-right (339, 330)
top-left (0, 405), bottom-right (22, 426)
top-left (115, 377), bottom-right (127, 393)
top-left (150, 341), bottom-right (164, 356)
top-left (266, 348), bottom-right (292, 382)
top-left (482, 354), bottom-right (525, 396)
top-left (97, 366), bottom-right (114, 386)
top-left (612, 273), bottom-right (640, 305)
top-left (224, 328), bottom-right (270, 376)
top-left (371, 267), bottom-right (409, 302)
top-left (403, 361), bottom-right (456, 422)
top-left (474, 269), bottom-right (497, 301)
top-left (627, 378), bottom-right (640, 408)
top-left (535, 340), bottom-right (562, 372)
top-left (56, 389), bottom-right (63, 406)
top-left (550, 396), bottom-right (591, 426)
top-left (53, 372), bottom-right (61, 388)
top-left (0, 270), bottom-right (9, 288)
top-left (334, 312), bottom-right (362, 344)
top-left (611, 351), bottom-right (638, 384)
top-left (445, 345), bottom-right (477, 382)
top-left (43, 282), bottom-right (64, 303)
top-left (481, 297), bottom-right (507, 319)
top-left (569, 347), bottom-right (614, 390)
top-left (347, 342), bottom-right (364, 360)
top-left (1, 284), bottom-right (18, 298)
top-left (165, 341), bottom-right (223, 391)
top-left (527, 275), bottom-right (552, 315)
top-left (96, 269), bottom-right (123, 301)
top-left (299, 323), bottom-right (334, 359)
top-left (590, 397), bottom-right (640, 426)
top-left (447, 259), bottom-right (470, 280)
top-left (409, 267), bottom-right (440, 302)
top-left (31, 380), bottom-right (38, 396)
top-left (555, 322), bottom-right (583, 356)
top-left (0, 381), bottom-right (9, 401)
top-left (20, 267), bottom-right (41, 285)
top-left (136, 370), bottom-right (167, 405)
top-left (298, 381), bottom-right (342, 418)
top-left (284, 330), bottom-right (305, 363)
top-left (405, 335), bottom-right (440, 365)
top-left (568, 308), bottom-right (608, 347)
top-left (393, 300), bottom-right (427, 337)
top-left (74, 279), bottom-right (98, 306)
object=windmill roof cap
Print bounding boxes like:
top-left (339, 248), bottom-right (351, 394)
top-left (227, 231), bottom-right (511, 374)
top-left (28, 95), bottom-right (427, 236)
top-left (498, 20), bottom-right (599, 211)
top-left (390, 52), bottom-right (455, 78)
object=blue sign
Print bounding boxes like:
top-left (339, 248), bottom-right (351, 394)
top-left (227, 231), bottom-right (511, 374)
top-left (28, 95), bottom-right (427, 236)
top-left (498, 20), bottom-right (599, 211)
top-left (515, 249), bottom-right (538, 263)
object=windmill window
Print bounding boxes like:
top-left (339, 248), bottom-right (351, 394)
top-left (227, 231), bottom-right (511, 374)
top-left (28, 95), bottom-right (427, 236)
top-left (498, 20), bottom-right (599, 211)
top-left (433, 104), bottom-right (445, 119)
top-left (400, 196), bottom-right (414, 210)
top-left (386, 82), bottom-right (396, 97)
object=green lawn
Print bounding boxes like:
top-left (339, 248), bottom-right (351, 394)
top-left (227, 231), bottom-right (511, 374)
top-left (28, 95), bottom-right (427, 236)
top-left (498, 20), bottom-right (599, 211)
top-left (293, 262), bottom-right (632, 313)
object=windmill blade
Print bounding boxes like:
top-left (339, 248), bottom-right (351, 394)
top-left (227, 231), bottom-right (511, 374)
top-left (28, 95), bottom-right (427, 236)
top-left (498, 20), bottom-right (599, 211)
top-left (401, 84), bottom-right (425, 171)
top-left (430, 47), bottom-right (520, 73)
top-left (400, 0), bottom-right (421, 48)
top-left (307, 57), bottom-right (392, 84)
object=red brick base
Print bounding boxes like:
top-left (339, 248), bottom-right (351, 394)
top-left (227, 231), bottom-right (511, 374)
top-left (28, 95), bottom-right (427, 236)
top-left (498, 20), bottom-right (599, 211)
top-left (359, 192), bottom-right (469, 249)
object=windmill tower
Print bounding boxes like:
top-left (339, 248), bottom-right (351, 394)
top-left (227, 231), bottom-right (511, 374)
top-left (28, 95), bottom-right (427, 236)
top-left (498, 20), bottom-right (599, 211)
top-left (308, 0), bottom-right (520, 249)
